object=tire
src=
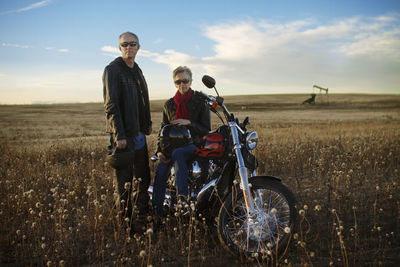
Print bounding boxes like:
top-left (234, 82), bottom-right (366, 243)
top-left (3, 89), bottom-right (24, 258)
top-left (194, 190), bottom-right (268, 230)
top-left (217, 177), bottom-right (297, 259)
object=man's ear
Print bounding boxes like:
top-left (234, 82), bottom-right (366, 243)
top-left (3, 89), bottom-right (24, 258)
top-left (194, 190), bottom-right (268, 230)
top-left (137, 44), bottom-right (140, 50)
top-left (119, 45), bottom-right (122, 52)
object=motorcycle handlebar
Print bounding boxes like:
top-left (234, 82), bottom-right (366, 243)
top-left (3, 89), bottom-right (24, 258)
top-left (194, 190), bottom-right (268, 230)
top-left (198, 91), bottom-right (210, 101)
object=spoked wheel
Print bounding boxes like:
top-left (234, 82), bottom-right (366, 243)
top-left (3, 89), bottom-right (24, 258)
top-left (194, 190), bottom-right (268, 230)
top-left (217, 177), bottom-right (297, 259)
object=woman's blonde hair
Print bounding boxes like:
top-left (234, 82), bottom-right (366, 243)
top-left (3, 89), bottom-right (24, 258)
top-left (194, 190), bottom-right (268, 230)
top-left (173, 66), bottom-right (192, 80)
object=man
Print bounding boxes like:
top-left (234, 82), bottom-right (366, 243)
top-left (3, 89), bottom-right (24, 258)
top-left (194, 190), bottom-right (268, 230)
top-left (103, 32), bottom-right (152, 234)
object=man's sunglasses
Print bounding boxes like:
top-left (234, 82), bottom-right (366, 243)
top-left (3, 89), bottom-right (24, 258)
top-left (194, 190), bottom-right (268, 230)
top-left (174, 79), bottom-right (190, 85)
top-left (120, 42), bottom-right (137, 48)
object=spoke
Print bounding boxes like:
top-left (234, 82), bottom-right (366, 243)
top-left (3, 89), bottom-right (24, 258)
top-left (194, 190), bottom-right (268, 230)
top-left (227, 210), bottom-right (247, 223)
top-left (222, 186), bottom-right (293, 254)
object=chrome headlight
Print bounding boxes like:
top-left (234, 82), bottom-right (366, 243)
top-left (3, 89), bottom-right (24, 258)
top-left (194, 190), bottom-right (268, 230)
top-left (245, 131), bottom-right (258, 150)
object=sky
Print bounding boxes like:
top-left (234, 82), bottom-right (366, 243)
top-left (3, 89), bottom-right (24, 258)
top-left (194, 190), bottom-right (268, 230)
top-left (0, 0), bottom-right (399, 104)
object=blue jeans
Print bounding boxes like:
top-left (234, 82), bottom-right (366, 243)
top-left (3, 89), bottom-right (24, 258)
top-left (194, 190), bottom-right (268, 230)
top-left (152, 144), bottom-right (196, 216)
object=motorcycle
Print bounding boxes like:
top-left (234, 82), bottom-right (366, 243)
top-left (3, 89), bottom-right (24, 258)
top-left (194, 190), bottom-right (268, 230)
top-left (149, 75), bottom-right (297, 259)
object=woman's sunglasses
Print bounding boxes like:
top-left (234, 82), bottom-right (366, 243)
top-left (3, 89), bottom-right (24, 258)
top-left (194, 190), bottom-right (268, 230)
top-left (174, 79), bottom-right (190, 85)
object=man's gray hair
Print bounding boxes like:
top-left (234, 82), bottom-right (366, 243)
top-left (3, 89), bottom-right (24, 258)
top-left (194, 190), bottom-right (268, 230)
top-left (173, 66), bottom-right (192, 80)
top-left (119, 32), bottom-right (139, 44)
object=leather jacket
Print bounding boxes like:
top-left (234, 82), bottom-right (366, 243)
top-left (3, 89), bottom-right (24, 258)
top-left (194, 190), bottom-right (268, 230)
top-left (103, 57), bottom-right (152, 141)
top-left (156, 90), bottom-right (211, 153)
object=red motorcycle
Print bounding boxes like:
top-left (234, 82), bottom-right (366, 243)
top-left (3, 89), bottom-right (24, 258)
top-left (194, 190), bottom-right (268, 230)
top-left (150, 75), bottom-right (297, 259)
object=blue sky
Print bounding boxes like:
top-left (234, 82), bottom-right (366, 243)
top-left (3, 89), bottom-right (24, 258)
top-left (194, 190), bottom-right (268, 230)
top-left (0, 0), bottom-right (399, 104)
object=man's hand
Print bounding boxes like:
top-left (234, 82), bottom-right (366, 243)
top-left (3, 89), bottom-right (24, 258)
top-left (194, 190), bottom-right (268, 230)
top-left (145, 125), bottom-right (152, 135)
top-left (171, 119), bottom-right (191, 126)
top-left (157, 152), bottom-right (170, 163)
top-left (116, 139), bottom-right (127, 149)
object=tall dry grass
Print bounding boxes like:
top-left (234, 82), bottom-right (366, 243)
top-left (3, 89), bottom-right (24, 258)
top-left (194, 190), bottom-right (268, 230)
top-left (1, 121), bottom-right (398, 266)
top-left (253, 121), bottom-right (400, 266)
top-left (0, 97), bottom-right (399, 266)
top-left (0, 138), bottom-right (221, 266)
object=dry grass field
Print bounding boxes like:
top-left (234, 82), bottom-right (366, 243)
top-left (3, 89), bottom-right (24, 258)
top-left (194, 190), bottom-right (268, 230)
top-left (0, 94), bottom-right (399, 266)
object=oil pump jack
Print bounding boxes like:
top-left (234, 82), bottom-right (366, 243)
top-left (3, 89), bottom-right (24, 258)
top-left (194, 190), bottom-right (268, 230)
top-left (313, 85), bottom-right (328, 94)
top-left (303, 84), bottom-right (329, 104)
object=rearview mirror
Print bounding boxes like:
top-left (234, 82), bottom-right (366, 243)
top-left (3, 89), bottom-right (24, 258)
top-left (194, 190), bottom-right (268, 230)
top-left (202, 75), bottom-right (216, 88)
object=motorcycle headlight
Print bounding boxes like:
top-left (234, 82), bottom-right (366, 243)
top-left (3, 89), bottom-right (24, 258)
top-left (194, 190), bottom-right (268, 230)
top-left (245, 131), bottom-right (258, 150)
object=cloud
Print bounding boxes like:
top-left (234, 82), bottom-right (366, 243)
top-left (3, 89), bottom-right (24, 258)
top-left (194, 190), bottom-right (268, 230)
top-left (45, 47), bottom-right (70, 52)
top-left (17, 0), bottom-right (51, 12)
top-left (97, 14), bottom-right (399, 97)
top-left (2, 0), bottom-right (51, 14)
top-left (339, 18), bottom-right (400, 61)
top-left (139, 49), bottom-right (160, 58)
top-left (2, 42), bottom-right (32, 49)
top-left (203, 22), bottom-right (271, 61)
top-left (101, 45), bottom-right (119, 54)
top-left (152, 49), bottom-right (198, 68)
top-left (3, 43), bottom-right (69, 53)
top-left (148, 14), bottom-right (400, 95)
top-left (153, 38), bottom-right (164, 44)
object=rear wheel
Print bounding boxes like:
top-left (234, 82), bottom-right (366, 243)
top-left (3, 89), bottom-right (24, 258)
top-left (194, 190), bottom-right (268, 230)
top-left (217, 177), bottom-right (297, 259)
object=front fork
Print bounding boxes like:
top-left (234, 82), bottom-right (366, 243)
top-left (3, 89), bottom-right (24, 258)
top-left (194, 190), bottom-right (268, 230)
top-left (229, 122), bottom-right (258, 217)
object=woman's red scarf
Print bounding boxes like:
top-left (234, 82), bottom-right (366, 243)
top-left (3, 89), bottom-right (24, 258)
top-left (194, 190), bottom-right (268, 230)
top-left (174, 88), bottom-right (193, 119)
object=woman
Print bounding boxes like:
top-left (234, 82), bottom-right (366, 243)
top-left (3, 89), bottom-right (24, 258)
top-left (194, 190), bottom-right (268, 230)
top-left (152, 66), bottom-right (210, 217)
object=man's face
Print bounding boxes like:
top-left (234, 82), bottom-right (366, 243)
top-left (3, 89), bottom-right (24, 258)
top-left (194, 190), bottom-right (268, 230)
top-left (119, 34), bottom-right (139, 59)
top-left (174, 72), bottom-right (192, 95)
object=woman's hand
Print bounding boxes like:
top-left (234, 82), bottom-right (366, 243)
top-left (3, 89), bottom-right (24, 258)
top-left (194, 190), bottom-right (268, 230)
top-left (171, 119), bottom-right (191, 126)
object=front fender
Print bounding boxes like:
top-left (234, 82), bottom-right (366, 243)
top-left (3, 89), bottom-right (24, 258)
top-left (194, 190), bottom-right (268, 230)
top-left (249, 175), bottom-right (282, 183)
top-left (226, 175), bottom-right (282, 201)
top-left (218, 175), bottom-right (283, 208)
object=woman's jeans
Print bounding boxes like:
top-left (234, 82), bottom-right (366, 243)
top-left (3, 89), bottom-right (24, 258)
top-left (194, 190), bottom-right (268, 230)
top-left (152, 144), bottom-right (196, 216)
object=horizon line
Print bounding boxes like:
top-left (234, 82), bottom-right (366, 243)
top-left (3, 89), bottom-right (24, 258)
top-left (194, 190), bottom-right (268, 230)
top-left (1, 92), bottom-right (399, 106)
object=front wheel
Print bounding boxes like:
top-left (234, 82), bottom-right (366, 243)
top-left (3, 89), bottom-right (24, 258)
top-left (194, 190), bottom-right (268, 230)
top-left (217, 177), bottom-right (297, 259)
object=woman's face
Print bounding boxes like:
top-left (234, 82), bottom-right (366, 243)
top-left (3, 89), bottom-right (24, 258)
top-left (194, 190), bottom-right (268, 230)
top-left (174, 72), bottom-right (192, 94)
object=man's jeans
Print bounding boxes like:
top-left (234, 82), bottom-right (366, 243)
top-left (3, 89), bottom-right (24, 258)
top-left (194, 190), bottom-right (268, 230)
top-left (152, 144), bottom-right (196, 216)
top-left (112, 136), bottom-right (151, 221)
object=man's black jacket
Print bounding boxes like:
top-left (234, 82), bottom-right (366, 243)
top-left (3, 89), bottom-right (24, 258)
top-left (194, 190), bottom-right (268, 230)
top-left (103, 57), bottom-right (152, 141)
